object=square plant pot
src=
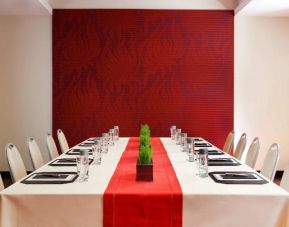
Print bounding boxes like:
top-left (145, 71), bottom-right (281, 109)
top-left (136, 160), bottom-right (153, 181)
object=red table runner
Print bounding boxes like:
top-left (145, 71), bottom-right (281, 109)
top-left (104, 137), bottom-right (182, 227)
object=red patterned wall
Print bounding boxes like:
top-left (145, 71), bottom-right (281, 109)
top-left (53, 9), bottom-right (234, 147)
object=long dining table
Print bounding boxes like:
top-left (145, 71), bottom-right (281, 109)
top-left (1, 137), bottom-right (289, 227)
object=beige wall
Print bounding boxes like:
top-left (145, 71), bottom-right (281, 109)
top-left (235, 16), bottom-right (289, 170)
top-left (0, 15), bottom-right (52, 171)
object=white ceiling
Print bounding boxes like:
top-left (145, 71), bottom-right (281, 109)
top-left (0, 0), bottom-right (237, 15)
top-left (48, 0), bottom-right (237, 10)
top-left (0, 0), bottom-right (288, 17)
top-left (237, 0), bottom-right (289, 17)
top-left (0, 0), bottom-right (52, 15)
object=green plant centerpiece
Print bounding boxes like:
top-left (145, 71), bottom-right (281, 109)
top-left (136, 124), bottom-right (153, 181)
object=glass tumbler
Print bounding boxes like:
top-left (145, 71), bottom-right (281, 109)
top-left (176, 129), bottom-right (182, 145)
top-left (187, 138), bottom-right (194, 162)
top-left (170, 126), bottom-right (176, 140)
top-left (114, 126), bottom-right (119, 140)
top-left (76, 150), bottom-right (90, 182)
top-left (194, 150), bottom-right (200, 176)
top-left (181, 133), bottom-right (187, 151)
top-left (184, 137), bottom-right (190, 153)
top-left (92, 139), bottom-right (102, 165)
top-left (198, 148), bottom-right (208, 177)
top-left (102, 133), bottom-right (109, 153)
top-left (109, 129), bottom-right (115, 146)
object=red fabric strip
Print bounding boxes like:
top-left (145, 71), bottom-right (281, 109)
top-left (104, 137), bottom-right (182, 227)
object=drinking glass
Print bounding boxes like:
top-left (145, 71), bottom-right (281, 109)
top-left (92, 139), bottom-right (102, 164)
top-left (198, 149), bottom-right (208, 178)
top-left (109, 129), bottom-right (115, 146)
top-left (184, 137), bottom-right (189, 153)
top-left (114, 126), bottom-right (119, 140)
top-left (170, 126), bottom-right (176, 140)
top-left (76, 150), bottom-right (90, 182)
top-left (187, 138), bottom-right (194, 162)
top-left (194, 150), bottom-right (200, 176)
top-left (101, 133), bottom-right (109, 153)
top-left (176, 129), bottom-right (181, 145)
top-left (181, 133), bottom-right (187, 151)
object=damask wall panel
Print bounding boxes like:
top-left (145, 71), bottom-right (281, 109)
top-left (53, 10), bottom-right (234, 147)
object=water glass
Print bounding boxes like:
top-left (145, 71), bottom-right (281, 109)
top-left (187, 138), bottom-right (194, 162)
top-left (109, 129), bottom-right (115, 146)
top-left (176, 129), bottom-right (181, 145)
top-left (184, 137), bottom-right (190, 153)
top-left (114, 126), bottom-right (119, 140)
top-left (101, 133), bottom-right (109, 153)
top-left (198, 149), bottom-right (208, 177)
top-left (181, 133), bottom-right (187, 151)
top-left (194, 151), bottom-right (200, 176)
top-left (92, 139), bottom-right (102, 165)
top-left (76, 150), bottom-right (90, 182)
top-left (170, 126), bottom-right (176, 140)
top-left (91, 139), bottom-right (98, 161)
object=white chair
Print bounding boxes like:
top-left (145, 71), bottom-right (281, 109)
top-left (5, 143), bottom-right (27, 183)
top-left (0, 174), bottom-right (4, 191)
top-left (46, 133), bottom-right (59, 160)
top-left (27, 138), bottom-right (45, 170)
top-left (57, 129), bottom-right (69, 153)
top-left (245, 137), bottom-right (260, 168)
top-left (260, 143), bottom-right (280, 181)
top-left (223, 130), bottom-right (235, 154)
top-left (280, 162), bottom-right (289, 192)
top-left (234, 133), bottom-right (247, 160)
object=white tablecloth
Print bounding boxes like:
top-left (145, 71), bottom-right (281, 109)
top-left (0, 138), bottom-right (129, 227)
top-left (161, 138), bottom-right (289, 227)
top-left (1, 137), bottom-right (289, 227)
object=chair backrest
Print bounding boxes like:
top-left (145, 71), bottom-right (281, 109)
top-left (234, 133), bottom-right (247, 160)
top-left (46, 133), bottom-right (59, 160)
top-left (223, 130), bottom-right (235, 154)
top-left (260, 143), bottom-right (280, 181)
top-left (280, 162), bottom-right (289, 192)
top-left (245, 137), bottom-right (260, 168)
top-left (5, 143), bottom-right (27, 183)
top-left (27, 138), bottom-right (45, 170)
top-left (0, 174), bottom-right (4, 191)
top-left (57, 129), bottom-right (69, 153)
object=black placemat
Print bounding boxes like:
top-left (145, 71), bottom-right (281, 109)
top-left (86, 137), bottom-right (99, 142)
top-left (194, 143), bottom-right (212, 147)
top-left (192, 138), bottom-right (203, 141)
top-left (207, 150), bottom-right (224, 155)
top-left (78, 143), bottom-right (94, 147)
top-left (21, 172), bottom-right (78, 184)
top-left (48, 158), bottom-right (93, 166)
top-left (209, 171), bottom-right (268, 184)
top-left (208, 158), bottom-right (241, 166)
top-left (66, 149), bottom-right (93, 155)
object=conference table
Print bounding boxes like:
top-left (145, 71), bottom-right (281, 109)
top-left (1, 137), bottom-right (289, 227)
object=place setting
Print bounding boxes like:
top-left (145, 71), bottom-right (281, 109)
top-left (78, 142), bottom-right (94, 147)
top-left (208, 158), bottom-right (241, 166)
top-left (202, 149), bottom-right (224, 155)
top-left (21, 172), bottom-right (79, 184)
top-left (209, 171), bottom-right (268, 185)
top-left (48, 158), bottom-right (94, 166)
top-left (66, 148), bottom-right (93, 155)
top-left (194, 142), bottom-right (213, 148)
